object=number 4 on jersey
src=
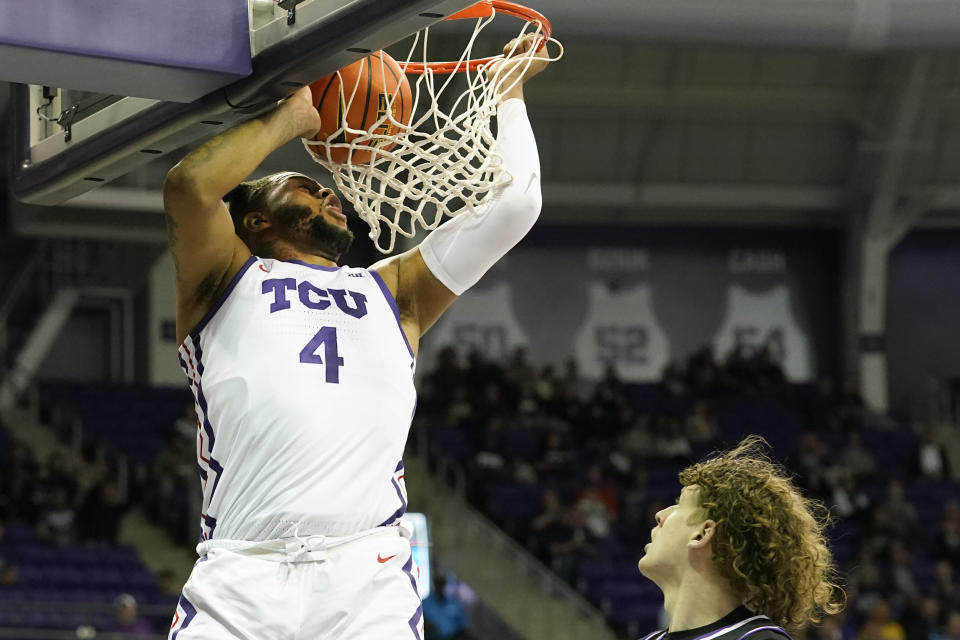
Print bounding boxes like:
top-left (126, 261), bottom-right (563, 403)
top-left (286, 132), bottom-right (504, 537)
top-left (299, 326), bottom-right (344, 383)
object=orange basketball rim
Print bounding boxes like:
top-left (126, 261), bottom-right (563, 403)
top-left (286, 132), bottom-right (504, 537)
top-left (404, 0), bottom-right (553, 75)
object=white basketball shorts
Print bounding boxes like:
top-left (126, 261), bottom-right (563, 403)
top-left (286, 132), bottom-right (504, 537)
top-left (168, 527), bottom-right (423, 639)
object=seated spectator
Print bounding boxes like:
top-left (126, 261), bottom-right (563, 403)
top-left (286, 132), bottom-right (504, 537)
top-left (35, 486), bottom-right (76, 547)
top-left (470, 426), bottom-right (509, 487)
top-left (464, 349), bottom-right (503, 396)
top-left (841, 433), bottom-right (877, 480)
top-left (723, 338), bottom-right (755, 390)
top-left (812, 375), bottom-right (841, 431)
top-left (506, 347), bottom-right (535, 390)
top-left (831, 470), bottom-right (871, 521)
top-left (156, 569), bottom-right (181, 598)
top-left (850, 556), bottom-right (886, 620)
top-left (39, 449), bottom-right (81, 498)
top-left (446, 386), bottom-right (474, 426)
top-left (427, 346), bottom-right (465, 405)
top-left (534, 364), bottom-right (559, 407)
top-left (560, 357), bottom-right (583, 398)
top-left (805, 470), bottom-right (834, 507)
top-left (753, 341), bottom-right (786, 389)
top-left (516, 381), bottom-right (541, 418)
top-left (512, 457), bottom-right (538, 485)
top-left (888, 542), bottom-right (918, 600)
top-left (97, 593), bottom-right (155, 637)
top-left (797, 432), bottom-right (828, 476)
top-left (620, 469), bottom-right (650, 545)
top-left (530, 489), bottom-right (572, 559)
top-left (685, 344), bottom-right (722, 394)
top-left (858, 600), bottom-right (906, 640)
top-left (78, 478), bottom-right (129, 544)
top-left (662, 360), bottom-right (686, 397)
top-left (935, 505), bottom-right (960, 569)
top-left (882, 480), bottom-right (918, 540)
top-left (864, 505), bottom-right (898, 559)
top-left (836, 376), bottom-right (866, 433)
top-left (684, 399), bottom-right (716, 444)
top-left (0, 439), bottom-right (37, 521)
top-left (619, 413), bottom-right (654, 459)
top-left (932, 611), bottom-right (960, 640)
top-left (0, 528), bottom-right (19, 588)
top-left (422, 574), bottom-right (474, 640)
top-left (574, 464), bottom-right (619, 539)
top-left (932, 561), bottom-right (960, 614)
top-left (915, 427), bottom-right (951, 480)
top-left (900, 596), bottom-right (940, 640)
top-left (654, 418), bottom-right (692, 461)
top-left (549, 507), bottom-right (593, 580)
top-left (536, 431), bottom-right (575, 475)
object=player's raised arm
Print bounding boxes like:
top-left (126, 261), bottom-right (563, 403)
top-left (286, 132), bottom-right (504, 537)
top-left (372, 35), bottom-right (551, 343)
top-left (163, 87), bottom-right (321, 342)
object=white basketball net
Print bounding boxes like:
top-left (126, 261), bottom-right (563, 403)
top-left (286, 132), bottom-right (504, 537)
top-left (302, 4), bottom-right (563, 253)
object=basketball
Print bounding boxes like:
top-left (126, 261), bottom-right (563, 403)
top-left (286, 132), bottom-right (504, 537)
top-left (307, 51), bottom-right (412, 165)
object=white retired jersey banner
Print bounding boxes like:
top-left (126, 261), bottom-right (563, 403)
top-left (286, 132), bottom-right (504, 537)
top-left (425, 282), bottom-right (529, 362)
top-left (713, 284), bottom-right (813, 381)
top-left (367, 227), bottom-right (838, 383)
top-left (573, 283), bottom-right (670, 382)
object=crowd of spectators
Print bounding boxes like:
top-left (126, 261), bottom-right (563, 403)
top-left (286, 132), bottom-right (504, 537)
top-left (4, 337), bottom-right (958, 639)
top-left (0, 438), bottom-right (131, 551)
top-left (0, 424), bottom-right (160, 636)
top-left (417, 343), bottom-right (960, 640)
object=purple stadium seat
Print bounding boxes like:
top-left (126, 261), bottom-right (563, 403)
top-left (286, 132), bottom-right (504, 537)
top-left (496, 428), bottom-right (545, 460)
top-left (429, 427), bottom-right (474, 463)
top-left (485, 483), bottom-right (543, 521)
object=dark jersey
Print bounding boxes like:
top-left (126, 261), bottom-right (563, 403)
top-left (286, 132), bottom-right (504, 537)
top-left (639, 606), bottom-right (793, 640)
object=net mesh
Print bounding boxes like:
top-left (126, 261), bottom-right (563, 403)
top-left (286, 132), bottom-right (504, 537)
top-left (302, 4), bottom-right (562, 253)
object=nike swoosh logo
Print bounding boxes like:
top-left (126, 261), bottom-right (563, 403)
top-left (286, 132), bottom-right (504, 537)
top-left (377, 554), bottom-right (397, 563)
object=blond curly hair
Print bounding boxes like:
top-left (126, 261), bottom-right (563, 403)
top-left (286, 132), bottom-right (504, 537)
top-left (679, 435), bottom-right (845, 630)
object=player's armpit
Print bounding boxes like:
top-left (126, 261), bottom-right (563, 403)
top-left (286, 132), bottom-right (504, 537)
top-left (370, 248), bottom-right (457, 345)
top-left (400, 248), bottom-right (458, 336)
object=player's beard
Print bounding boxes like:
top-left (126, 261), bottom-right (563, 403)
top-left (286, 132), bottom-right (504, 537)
top-left (272, 203), bottom-right (354, 261)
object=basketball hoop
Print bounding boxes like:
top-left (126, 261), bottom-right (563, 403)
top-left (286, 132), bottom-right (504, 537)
top-left (301, 0), bottom-right (563, 254)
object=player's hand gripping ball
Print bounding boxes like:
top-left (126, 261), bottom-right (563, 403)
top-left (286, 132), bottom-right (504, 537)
top-left (307, 50), bottom-right (413, 165)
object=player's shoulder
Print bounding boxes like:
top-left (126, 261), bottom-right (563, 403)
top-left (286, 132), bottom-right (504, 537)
top-left (637, 618), bottom-right (794, 640)
top-left (734, 617), bottom-right (794, 640)
top-left (740, 627), bottom-right (793, 640)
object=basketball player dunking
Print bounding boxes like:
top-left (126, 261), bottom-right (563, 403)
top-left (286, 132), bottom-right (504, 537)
top-left (163, 37), bottom-right (549, 639)
top-left (636, 436), bottom-right (844, 640)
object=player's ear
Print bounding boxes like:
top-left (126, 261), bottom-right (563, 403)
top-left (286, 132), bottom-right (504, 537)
top-left (689, 519), bottom-right (716, 549)
top-left (243, 211), bottom-right (272, 234)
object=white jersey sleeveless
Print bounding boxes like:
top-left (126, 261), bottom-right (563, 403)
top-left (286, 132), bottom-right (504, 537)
top-left (712, 284), bottom-right (813, 381)
top-left (177, 256), bottom-right (416, 542)
top-left (573, 282), bottom-right (670, 382)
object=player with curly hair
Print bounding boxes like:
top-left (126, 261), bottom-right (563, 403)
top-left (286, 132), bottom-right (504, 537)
top-left (637, 435), bottom-right (844, 640)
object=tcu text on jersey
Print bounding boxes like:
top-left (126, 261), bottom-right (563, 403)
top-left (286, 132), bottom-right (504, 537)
top-left (261, 278), bottom-right (369, 317)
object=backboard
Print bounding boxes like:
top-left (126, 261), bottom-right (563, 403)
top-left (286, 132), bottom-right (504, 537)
top-left (7, 0), bottom-right (477, 206)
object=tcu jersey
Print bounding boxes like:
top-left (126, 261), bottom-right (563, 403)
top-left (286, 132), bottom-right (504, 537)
top-left (177, 256), bottom-right (416, 542)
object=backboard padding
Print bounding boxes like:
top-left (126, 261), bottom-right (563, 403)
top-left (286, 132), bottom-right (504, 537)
top-left (11, 0), bottom-right (476, 206)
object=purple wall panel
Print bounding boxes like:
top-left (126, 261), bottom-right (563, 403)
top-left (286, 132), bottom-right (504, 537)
top-left (887, 230), bottom-right (960, 411)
